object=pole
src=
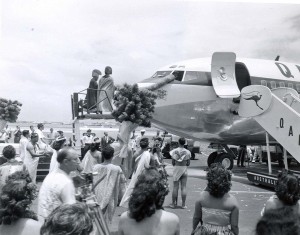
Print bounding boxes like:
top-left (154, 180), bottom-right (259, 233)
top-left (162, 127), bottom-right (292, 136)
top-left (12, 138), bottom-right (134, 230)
top-left (283, 148), bottom-right (288, 170)
top-left (266, 132), bottom-right (272, 174)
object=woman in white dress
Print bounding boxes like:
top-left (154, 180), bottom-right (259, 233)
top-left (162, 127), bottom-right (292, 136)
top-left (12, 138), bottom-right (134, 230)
top-left (120, 138), bottom-right (150, 208)
top-left (81, 140), bottom-right (102, 173)
top-left (23, 133), bottom-right (48, 183)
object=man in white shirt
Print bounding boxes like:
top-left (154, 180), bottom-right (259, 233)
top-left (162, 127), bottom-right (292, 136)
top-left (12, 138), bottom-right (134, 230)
top-left (36, 123), bottom-right (47, 149)
top-left (135, 129), bottom-right (146, 153)
top-left (38, 147), bottom-right (80, 219)
top-left (47, 128), bottom-right (56, 145)
top-left (19, 130), bottom-right (30, 161)
top-left (80, 129), bottom-right (94, 159)
top-left (29, 125), bottom-right (35, 135)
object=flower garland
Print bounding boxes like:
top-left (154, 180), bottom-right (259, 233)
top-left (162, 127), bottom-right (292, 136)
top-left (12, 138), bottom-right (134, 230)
top-left (0, 98), bottom-right (22, 123)
top-left (111, 75), bottom-right (176, 161)
top-left (112, 83), bottom-right (157, 128)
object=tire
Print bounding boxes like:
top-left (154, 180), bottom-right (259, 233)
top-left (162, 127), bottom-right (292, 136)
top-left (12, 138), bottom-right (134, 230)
top-left (215, 153), bottom-right (234, 170)
top-left (207, 152), bottom-right (218, 167)
top-left (191, 152), bottom-right (195, 160)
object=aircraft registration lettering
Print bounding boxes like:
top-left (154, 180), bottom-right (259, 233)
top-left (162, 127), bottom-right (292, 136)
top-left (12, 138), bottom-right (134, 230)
top-left (253, 175), bottom-right (276, 185)
top-left (289, 126), bottom-right (293, 136)
top-left (279, 118), bottom-right (300, 144)
top-left (279, 118), bottom-right (284, 128)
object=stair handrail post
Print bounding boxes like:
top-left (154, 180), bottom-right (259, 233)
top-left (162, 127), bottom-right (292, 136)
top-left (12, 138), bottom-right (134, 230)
top-left (266, 132), bottom-right (272, 174)
top-left (283, 148), bottom-right (288, 170)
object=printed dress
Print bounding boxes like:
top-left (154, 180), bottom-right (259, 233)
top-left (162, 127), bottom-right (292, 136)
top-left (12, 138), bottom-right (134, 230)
top-left (119, 150), bottom-right (150, 207)
top-left (193, 207), bottom-right (234, 235)
top-left (81, 150), bottom-right (101, 173)
top-left (93, 163), bottom-right (126, 223)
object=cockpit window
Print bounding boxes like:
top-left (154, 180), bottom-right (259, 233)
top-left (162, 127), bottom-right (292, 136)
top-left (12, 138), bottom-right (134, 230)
top-left (151, 71), bottom-right (172, 78)
top-left (183, 71), bottom-right (211, 85)
top-left (172, 70), bottom-right (184, 81)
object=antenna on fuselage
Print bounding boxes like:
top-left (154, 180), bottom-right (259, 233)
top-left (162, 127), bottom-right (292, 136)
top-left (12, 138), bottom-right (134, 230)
top-left (275, 55), bottom-right (280, 61)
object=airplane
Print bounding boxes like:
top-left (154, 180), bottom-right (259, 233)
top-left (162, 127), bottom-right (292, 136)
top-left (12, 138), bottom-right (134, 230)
top-left (137, 52), bottom-right (300, 170)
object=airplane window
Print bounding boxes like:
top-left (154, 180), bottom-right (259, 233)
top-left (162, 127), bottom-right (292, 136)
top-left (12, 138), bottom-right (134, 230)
top-left (288, 83), bottom-right (293, 89)
top-left (270, 81), bottom-right (276, 89)
top-left (172, 70), bottom-right (184, 81)
top-left (151, 71), bottom-right (172, 78)
top-left (261, 80), bottom-right (267, 86)
top-left (184, 71), bottom-right (210, 85)
top-left (279, 82), bottom-right (285, 88)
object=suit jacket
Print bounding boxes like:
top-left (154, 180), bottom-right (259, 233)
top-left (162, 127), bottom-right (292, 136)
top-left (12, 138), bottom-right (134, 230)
top-left (101, 135), bottom-right (115, 149)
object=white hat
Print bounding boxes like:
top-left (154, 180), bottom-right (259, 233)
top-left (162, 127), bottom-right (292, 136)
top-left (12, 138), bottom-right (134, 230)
top-left (141, 129), bottom-right (145, 132)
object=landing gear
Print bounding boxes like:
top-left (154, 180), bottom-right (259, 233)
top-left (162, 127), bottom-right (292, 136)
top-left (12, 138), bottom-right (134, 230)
top-left (207, 151), bottom-right (234, 170)
top-left (215, 153), bottom-right (233, 170)
top-left (207, 152), bottom-right (218, 167)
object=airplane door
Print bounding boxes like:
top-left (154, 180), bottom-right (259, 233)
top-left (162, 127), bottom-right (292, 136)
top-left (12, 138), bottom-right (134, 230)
top-left (211, 52), bottom-right (241, 98)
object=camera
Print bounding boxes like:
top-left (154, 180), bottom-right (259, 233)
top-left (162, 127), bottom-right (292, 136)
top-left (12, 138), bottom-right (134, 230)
top-left (83, 173), bottom-right (93, 185)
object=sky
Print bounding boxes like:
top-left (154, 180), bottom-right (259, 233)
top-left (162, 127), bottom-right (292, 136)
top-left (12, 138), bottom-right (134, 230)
top-left (1, 0), bottom-right (300, 122)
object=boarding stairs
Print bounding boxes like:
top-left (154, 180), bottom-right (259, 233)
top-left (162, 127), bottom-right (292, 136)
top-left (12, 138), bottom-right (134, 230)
top-left (239, 85), bottom-right (300, 165)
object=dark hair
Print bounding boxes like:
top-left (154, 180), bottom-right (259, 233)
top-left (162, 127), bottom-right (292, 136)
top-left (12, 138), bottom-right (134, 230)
top-left (40, 203), bottom-right (93, 235)
top-left (129, 168), bottom-right (169, 222)
top-left (31, 132), bottom-right (39, 139)
top-left (105, 66), bottom-right (112, 75)
top-left (90, 142), bottom-right (100, 152)
top-left (51, 138), bottom-right (66, 151)
top-left (206, 163), bottom-right (232, 198)
top-left (256, 207), bottom-right (300, 235)
top-left (2, 145), bottom-right (16, 160)
top-left (22, 130), bottom-right (29, 136)
top-left (275, 169), bottom-right (300, 206)
top-left (140, 138), bottom-right (149, 149)
top-left (178, 137), bottom-right (186, 146)
top-left (92, 69), bottom-right (101, 76)
top-left (37, 123), bottom-right (44, 129)
top-left (57, 147), bottom-right (74, 163)
top-left (0, 170), bottom-right (37, 225)
top-left (102, 146), bottom-right (114, 160)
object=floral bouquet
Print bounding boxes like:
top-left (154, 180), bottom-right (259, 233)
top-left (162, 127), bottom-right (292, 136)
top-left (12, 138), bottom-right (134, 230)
top-left (0, 97), bottom-right (22, 130)
top-left (112, 83), bottom-right (157, 158)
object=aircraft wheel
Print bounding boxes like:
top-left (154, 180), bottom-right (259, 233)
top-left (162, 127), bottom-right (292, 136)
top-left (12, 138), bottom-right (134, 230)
top-left (207, 152), bottom-right (218, 167)
top-left (215, 153), bottom-right (234, 170)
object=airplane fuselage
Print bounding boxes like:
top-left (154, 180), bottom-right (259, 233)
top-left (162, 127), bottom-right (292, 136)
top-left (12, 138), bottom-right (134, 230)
top-left (139, 56), bottom-right (300, 145)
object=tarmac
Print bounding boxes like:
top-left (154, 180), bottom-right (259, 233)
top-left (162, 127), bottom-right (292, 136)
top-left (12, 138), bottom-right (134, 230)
top-left (108, 153), bottom-right (299, 235)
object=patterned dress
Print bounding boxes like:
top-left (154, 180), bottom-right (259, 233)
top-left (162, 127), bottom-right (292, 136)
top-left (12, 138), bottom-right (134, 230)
top-left (93, 163), bottom-right (126, 223)
top-left (193, 207), bottom-right (234, 235)
top-left (119, 150), bottom-right (150, 207)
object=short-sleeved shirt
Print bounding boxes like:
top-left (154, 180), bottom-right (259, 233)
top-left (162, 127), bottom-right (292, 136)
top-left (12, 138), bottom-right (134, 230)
top-left (36, 129), bottom-right (45, 146)
top-left (81, 135), bottom-right (94, 145)
top-left (38, 168), bottom-right (76, 219)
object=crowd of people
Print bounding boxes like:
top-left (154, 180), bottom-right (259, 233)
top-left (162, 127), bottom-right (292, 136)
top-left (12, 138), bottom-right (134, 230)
top-left (0, 123), bottom-right (300, 235)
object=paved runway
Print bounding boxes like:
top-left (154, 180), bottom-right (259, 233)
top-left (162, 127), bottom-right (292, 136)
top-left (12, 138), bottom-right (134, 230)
top-left (109, 154), bottom-right (281, 235)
